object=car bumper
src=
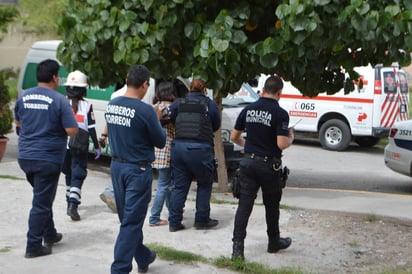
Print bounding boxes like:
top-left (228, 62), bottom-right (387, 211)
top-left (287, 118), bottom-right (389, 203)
top-left (384, 143), bottom-right (412, 177)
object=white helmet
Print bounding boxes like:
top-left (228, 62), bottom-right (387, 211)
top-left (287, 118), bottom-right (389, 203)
top-left (64, 70), bottom-right (88, 87)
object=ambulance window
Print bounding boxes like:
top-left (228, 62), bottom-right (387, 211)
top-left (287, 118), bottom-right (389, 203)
top-left (22, 63), bottom-right (39, 90)
top-left (398, 72), bottom-right (408, 94)
top-left (383, 71), bottom-right (396, 94)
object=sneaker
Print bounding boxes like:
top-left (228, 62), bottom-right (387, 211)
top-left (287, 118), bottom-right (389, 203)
top-left (44, 233), bottom-right (63, 246)
top-left (100, 193), bottom-right (117, 213)
top-left (138, 250), bottom-right (156, 273)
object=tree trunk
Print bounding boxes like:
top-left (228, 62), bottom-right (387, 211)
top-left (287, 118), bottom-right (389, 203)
top-left (213, 96), bottom-right (229, 192)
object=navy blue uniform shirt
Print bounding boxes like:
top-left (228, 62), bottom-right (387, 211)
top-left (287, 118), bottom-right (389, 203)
top-left (105, 96), bottom-right (166, 163)
top-left (234, 97), bottom-right (289, 159)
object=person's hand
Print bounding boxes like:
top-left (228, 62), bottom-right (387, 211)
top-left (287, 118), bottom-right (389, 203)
top-left (153, 103), bottom-right (163, 120)
top-left (94, 148), bottom-right (101, 160)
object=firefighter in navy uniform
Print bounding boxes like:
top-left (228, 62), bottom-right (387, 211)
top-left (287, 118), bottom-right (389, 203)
top-left (166, 79), bottom-right (221, 232)
top-left (230, 75), bottom-right (294, 260)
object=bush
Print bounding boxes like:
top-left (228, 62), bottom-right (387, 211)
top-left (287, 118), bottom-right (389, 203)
top-left (0, 69), bottom-right (13, 137)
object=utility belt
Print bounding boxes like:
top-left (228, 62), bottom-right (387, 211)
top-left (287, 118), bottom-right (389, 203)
top-left (112, 157), bottom-right (151, 166)
top-left (244, 153), bottom-right (282, 171)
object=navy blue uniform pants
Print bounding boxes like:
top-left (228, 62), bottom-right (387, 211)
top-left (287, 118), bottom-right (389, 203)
top-left (62, 149), bottom-right (88, 204)
top-left (18, 159), bottom-right (60, 253)
top-left (110, 160), bottom-right (153, 274)
top-left (232, 157), bottom-right (282, 243)
top-left (169, 140), bottom-right (215, 227)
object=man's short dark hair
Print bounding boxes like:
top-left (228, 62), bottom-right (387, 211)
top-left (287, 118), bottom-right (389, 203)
top-left (126, 65), bottom-right (150, 88)
top-left (264, 75), bottom-right (283, 94)
top-left (37, 59), bottom-right (60, 83)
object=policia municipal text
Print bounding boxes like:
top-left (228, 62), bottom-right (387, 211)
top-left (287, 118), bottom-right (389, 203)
top-left (230, 75), bottom-right (294, 260)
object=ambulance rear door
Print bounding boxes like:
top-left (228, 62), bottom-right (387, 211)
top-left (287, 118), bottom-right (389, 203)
top-left (373, 65), bottom-right (409, 136)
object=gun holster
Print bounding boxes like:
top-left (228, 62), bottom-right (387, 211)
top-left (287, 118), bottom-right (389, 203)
top-left (280, 166), bottom-right (290, 188)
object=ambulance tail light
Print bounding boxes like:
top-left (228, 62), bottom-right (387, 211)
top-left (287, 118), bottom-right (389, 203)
top-left (374, 79), bottom-right (382, 95)
top-left (389, 127), bottom-right (398, 138)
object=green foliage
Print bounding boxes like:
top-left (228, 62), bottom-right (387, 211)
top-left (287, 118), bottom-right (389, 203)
top-left (0, 246), bottom-right (11, 253)
top-left (148, 243), bottom-right (307, 274)
top-left (275, 0), bottom-right (412, 96)
top-left (58, 1), bottom-right (412, 97)
top-left (147, 243), bottom-right (207, 263)
top-left (0, 5), bottom-right (19, 41)
top-left (18, 0), bottom-right (66, 35)
top-left (0, 69), bottom-right (14, 137)
top-left (214, 256), bottom-right (306, 274)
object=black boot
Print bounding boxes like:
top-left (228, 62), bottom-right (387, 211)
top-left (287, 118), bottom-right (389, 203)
top-left (67, 202), bottom-right (80, 221)
top-left (231, 241), bottom-right (244, 261)
top-left (267, 237), bottom-right (292, 253)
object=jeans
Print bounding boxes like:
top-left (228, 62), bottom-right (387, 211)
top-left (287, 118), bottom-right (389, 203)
top-left (149, 168), bottom-right (171, 225)
top-left (18, 159), bottom-right (61, 252)
top-left (232, 157), bottom-right (283, 243)
top-left (169, 140), bottom-right (215, 227)
top-left (110, 160), bottom-right (154, 274)
top-left (62, 149), bottom-right (88, 204)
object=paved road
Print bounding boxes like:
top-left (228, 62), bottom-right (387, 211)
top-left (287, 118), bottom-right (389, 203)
top-left (284, 138), bottom-right (412, 195)
top-left (3, 128), bottom-right (412, 195)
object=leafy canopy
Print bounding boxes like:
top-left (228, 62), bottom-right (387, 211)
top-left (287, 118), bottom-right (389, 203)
top-left (58, 0), bottom-right (412, 97)
top-left (0, 5), bottom-right (19, 42)
top-left (17, 0), bottom-right (66, 35)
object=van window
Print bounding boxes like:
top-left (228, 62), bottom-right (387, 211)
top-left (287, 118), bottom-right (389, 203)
top-left (383, 71), bottom-right (396, 94)
top-left (22, 63), bottom-right (38, 90)
top-left (21, 62), bottom-right (116, 98)
top-left (398, 72), bottom-right (408, 94)
top-left (22, 63), bottom-right (69, 94)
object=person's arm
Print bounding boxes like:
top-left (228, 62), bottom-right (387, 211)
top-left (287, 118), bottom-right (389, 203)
top-left (147, 107), bottom-right (167, 149)
top-left (277, 128), bottom-right (294, 150)
top-left (101, 125), bottom-right (108, 146)
top-left (66, 127), bottom-right (78, 137)
top-left (230, 128), bottom-right (245, 147)
top-left (87, 104), bottom-right (99, 149)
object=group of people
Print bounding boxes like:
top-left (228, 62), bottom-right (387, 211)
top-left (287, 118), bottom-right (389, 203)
top-left (14, 59), bottom-right (294, 273)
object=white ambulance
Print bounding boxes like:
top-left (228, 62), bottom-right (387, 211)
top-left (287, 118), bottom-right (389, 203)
top-left (257, 64), bottom-right (409, 151)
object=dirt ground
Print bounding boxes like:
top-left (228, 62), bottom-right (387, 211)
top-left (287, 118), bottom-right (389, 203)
top-left (282, 209), bottom-right (412, 274)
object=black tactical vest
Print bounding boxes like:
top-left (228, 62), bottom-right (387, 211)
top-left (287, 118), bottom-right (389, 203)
top-left (175, 97), bottom-right (214, 144)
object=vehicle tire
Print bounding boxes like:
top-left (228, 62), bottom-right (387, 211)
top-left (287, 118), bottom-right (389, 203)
top-left (354, 136), bottom-right (380, 147)
top-left (319, 119), bottom-right (351, 151)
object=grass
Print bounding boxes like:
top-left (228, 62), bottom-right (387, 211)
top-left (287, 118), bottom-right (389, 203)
top-left (348, 239), bottom-right (360, 248)
top-left (0, 246), bottom-right (11, 253)
top-left (363, 213), bottom-right (378, 222)
top-left (0, 175), bottom-right (25, 180)
top-left (147, 243), bottom-right (307, 274)
top-left (147, 243), bottom-right (207, 263)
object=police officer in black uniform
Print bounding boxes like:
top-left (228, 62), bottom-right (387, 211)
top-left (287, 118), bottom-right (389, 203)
top-left (167, 78), bottom-right (221, 232)
top-left (230, 75), bottom-right (294, 260)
